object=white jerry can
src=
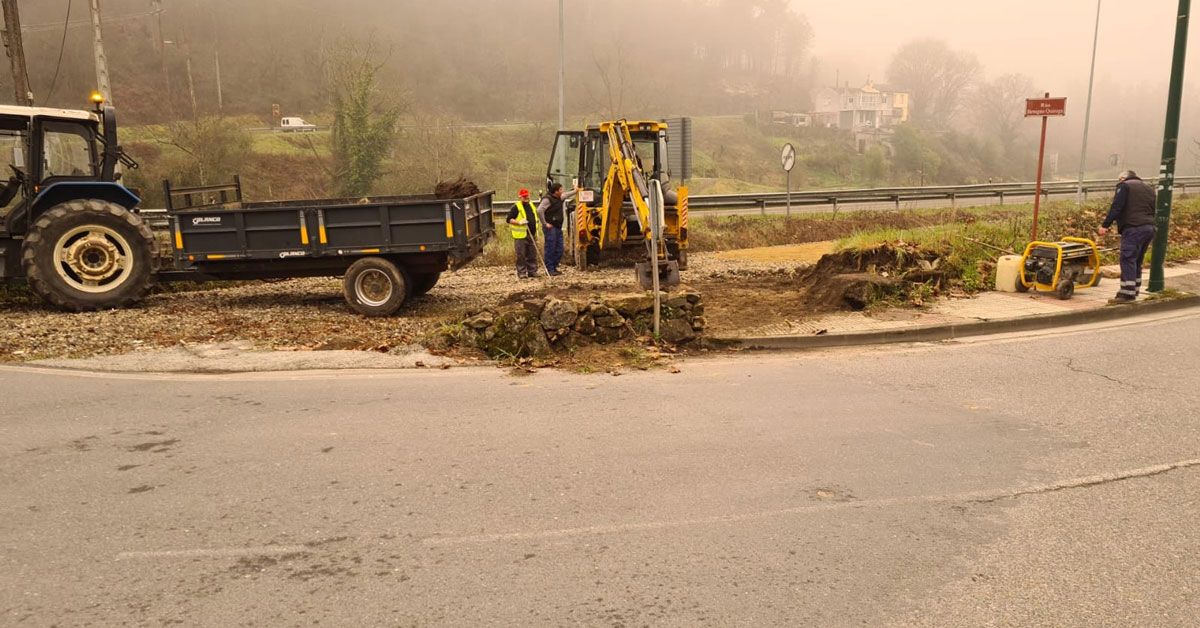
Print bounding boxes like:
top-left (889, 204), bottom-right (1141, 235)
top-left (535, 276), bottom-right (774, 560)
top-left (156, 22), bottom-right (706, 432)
top-left (995, 254), bottom-right (1023, 292)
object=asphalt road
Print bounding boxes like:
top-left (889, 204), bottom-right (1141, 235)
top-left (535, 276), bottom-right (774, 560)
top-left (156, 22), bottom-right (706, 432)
top-left (2, 313), bottom-right (1198, 626)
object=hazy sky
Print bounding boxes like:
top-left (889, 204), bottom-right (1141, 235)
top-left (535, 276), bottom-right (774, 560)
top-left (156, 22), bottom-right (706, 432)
top-left (797, 0), bottom-right (1193, 93)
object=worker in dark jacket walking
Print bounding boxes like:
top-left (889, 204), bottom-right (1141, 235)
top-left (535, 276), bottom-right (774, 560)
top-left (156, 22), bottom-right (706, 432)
top-left (1098, 170), bottom-right (1157, 303)
top-left (507, 188), bottom-right (541, 279)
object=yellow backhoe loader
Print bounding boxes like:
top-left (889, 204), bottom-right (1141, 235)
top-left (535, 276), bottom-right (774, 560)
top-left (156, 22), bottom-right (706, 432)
top-left (545, 119), bottom-right (691, 289)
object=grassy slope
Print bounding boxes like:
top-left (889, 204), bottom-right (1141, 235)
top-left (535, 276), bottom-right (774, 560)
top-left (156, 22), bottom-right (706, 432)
top-left (121, 115), bottom-right (875, 205)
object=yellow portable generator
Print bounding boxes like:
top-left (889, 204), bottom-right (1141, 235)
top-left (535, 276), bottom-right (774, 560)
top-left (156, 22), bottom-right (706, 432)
top-left (1016, 237), bottom-right (1102, 300)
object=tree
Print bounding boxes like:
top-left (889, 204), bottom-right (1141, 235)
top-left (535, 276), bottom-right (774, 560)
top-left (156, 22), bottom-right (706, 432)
top-left (972, 73), bottom-right (1036, 157)
top-left (324, 37), bottom-right (404, 198)
top-left (891, 125), bottom-right (943, 184)
top-left (150, 116), bottom-right (252, 186)
top-left (886, 39), bottom-right (980, 127)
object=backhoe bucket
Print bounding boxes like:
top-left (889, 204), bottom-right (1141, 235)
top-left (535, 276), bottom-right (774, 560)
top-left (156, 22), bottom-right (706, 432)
top-left (635, 260), bottom-right (681, 291)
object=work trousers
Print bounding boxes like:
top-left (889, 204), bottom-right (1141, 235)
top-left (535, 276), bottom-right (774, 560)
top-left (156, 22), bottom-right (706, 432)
top-left (1117, 224), bottom-right (1156, 299)
top-left (514, 237), bottom-right (539, 278)
top-left (543, 226), bottom-right (564, 273)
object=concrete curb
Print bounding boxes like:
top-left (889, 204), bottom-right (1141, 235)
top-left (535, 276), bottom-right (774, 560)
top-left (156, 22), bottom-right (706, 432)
top-left (716, 294), bottom-right (1200, 351)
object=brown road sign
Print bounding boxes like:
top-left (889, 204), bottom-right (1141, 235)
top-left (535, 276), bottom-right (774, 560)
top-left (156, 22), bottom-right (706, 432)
top-left (1026, 97), bottom-right (1067, 117)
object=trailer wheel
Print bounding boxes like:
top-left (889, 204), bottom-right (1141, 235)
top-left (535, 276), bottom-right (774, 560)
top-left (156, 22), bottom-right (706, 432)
top-left (410, 272), bottom-right (441, 297)
top-left (343, 257), bottom-right (409, 316)
top-left (21, 199), bottom-right (156, 312)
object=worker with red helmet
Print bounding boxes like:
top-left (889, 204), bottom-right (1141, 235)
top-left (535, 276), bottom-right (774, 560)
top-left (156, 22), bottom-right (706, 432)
top-left (506, 188), bottom-right (542, 279)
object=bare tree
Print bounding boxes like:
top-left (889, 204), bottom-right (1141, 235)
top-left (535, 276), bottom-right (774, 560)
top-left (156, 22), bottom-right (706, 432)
top-left (887, 39), bottom-right (981, 127)
top-left (972, 73), bottom-right (1036, 156)
top-left (591, 43), bottom-right (629, 120)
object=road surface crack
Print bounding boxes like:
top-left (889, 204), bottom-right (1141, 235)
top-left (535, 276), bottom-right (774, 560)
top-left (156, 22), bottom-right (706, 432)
top-left (1064, 357), bottom-right (1138, 388)
top-left (971, 459), bottom-right (1200, 504)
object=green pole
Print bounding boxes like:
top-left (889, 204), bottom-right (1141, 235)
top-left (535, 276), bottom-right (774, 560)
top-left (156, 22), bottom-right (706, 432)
top-left (1149, 0), bottom-right (1192, 292)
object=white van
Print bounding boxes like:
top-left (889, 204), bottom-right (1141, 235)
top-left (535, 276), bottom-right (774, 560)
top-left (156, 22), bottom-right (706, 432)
top-left (279, 117), bottom-right (317, 132)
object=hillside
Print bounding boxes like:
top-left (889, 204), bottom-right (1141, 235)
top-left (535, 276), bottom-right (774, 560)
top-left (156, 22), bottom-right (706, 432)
top-left (122, 116), bottom-right (1054, 207)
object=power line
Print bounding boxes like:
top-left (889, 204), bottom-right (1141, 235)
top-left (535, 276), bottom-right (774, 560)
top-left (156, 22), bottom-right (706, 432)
top-left (44, 0), bottom-right (72, 102)
top-left (20, 9), bottom-right (154, 33)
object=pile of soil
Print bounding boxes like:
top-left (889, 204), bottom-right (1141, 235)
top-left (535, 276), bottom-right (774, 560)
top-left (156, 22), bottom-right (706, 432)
top-left (797, 244), bottom-right (948, 311)
top-left (434, 178), bottom-right (481, 200)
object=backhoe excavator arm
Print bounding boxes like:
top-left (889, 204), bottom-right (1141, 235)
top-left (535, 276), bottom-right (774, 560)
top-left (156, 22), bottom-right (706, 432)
top-left (600, 121), bottom-right (667, 261)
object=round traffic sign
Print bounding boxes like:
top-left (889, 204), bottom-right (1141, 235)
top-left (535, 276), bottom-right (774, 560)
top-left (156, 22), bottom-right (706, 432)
top-left (781, 143), bottom-right (796, 172)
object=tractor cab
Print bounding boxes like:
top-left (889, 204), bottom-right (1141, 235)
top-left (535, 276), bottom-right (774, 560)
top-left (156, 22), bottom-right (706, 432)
top-left (0, 95), bottom-right (138, 237)
top-left (0, 95), bottom-right (150, 313)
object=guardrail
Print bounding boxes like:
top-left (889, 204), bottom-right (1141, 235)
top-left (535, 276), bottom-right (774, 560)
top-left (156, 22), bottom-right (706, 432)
top-left (685, 176), bottom-right (1200, 213)
top-left (138, 176), bottom-right (1200, 228)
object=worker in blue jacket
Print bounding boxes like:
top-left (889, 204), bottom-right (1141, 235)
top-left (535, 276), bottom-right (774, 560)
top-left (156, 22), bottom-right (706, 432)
top-left (1097, 171), bottom-right (1156, 303)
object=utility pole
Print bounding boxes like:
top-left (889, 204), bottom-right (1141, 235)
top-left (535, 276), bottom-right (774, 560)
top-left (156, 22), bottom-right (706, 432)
top-left (211, 3), bottom-right (223, 113)
top-left (1149, 0), bottom-right (1192, 293)
top-left (183, 43), bottom-right (197, 119)
top-left (1, 0), bottom-right (34, 106)
top-left (214, 49), bottom-right (223, 112)
top-left (558, 0), bottom-right (565, 130)
top-left (89, 0), bottom-right (113, 104)
top-left (1076, 0), bottom-right (1102, 206)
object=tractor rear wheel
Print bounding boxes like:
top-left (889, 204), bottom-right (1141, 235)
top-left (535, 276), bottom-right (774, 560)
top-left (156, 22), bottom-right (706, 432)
top-left (21, 200), bottom-right (156, 312)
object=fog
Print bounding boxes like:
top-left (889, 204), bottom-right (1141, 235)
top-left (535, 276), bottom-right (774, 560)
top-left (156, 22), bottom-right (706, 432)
top-left (6, 0), bottom-right (1200, 183)
top-left (801, 0), bottom-right (1200, 176)
top-left (802, 0), bottom-right (1191, 90)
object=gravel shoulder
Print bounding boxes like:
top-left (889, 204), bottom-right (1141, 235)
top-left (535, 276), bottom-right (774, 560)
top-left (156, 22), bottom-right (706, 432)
top-left (0, 252), bottom-right (820, 365)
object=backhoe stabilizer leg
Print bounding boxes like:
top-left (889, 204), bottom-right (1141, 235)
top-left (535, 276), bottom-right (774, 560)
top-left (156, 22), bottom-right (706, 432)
top-left (636, 260), bottom-right (680, 291)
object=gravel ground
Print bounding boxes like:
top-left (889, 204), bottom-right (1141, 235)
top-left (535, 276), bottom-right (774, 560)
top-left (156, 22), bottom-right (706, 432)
top-left (0, 252), bottom-right (816, 364)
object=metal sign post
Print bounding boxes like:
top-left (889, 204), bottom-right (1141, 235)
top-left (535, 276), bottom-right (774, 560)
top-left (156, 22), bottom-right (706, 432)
top-left (649, 181), bottom-right (665, 337)
top-left (1025, 94), bottom-right (1067, 241)
top-left (781, 143), bottom-right (797, 218)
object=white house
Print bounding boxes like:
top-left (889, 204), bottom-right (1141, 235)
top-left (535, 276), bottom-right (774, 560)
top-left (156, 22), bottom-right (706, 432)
top-left (811, 81), bottom-right (911, 131)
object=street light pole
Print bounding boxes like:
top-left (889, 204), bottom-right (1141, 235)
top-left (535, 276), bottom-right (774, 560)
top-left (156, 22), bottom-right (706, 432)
top-left (558, 0), bottom-right (565, 130)
top-left (1076, 0), bottom-right (1102, 206)
top-left (89, 0), bottom-right (113, 105)
top-left (1149, 0), bottom-right (1191, 293)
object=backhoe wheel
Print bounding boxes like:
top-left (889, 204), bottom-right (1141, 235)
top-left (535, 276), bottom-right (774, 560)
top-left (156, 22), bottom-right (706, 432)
top-left (343, 257), bottom-right (409, 317)
top-left (22, 200), bottom-right (155, 312)
top-left (411, 272), bottom-right (441, 297)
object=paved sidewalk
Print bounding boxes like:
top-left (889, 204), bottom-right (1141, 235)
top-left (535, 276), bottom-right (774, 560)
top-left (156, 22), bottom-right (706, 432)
top-left (740, 260), bottom-right (1200, 338)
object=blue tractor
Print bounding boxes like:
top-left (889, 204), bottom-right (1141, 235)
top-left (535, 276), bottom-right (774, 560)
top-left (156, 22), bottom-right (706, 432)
top-left (0, 95), bottom-right (152, 311)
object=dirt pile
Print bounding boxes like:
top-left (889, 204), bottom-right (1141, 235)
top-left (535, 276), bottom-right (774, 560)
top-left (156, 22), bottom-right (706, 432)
top-left (798, 243), bottom-right (948, 312)
top-left (434, 178), bottom-right (481, 200)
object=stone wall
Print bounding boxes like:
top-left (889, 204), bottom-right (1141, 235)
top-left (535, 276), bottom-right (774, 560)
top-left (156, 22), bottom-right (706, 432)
top-left (455, 291), bottom-right (705, 358)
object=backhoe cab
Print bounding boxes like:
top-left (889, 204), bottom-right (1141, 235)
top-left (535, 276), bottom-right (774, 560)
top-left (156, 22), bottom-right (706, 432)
top-left (0, 95), bottom-right (151, 311)
top-left (547, 119), bottom-right (690, 289)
